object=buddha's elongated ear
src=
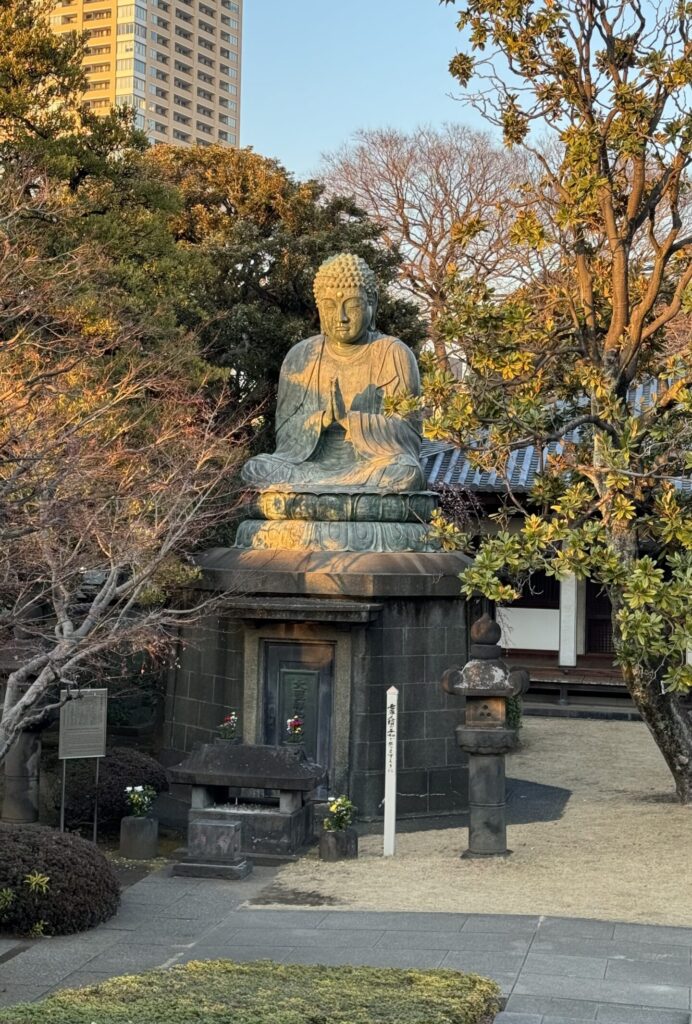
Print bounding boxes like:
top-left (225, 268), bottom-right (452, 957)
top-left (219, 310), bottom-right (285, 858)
top-left (368, 293), bottom-right (378, 330)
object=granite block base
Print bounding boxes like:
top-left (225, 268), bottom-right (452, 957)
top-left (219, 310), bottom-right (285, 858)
top-left (171, 859), bottom-right (252, 879)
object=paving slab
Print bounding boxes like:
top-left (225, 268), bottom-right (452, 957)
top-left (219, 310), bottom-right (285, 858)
top-left (514, 972), bottom-right (690, 1010)
top-left (0, 984), bottom-right (51, 1007)
top-left (0, 869), bottom-right (688, 1023)
top-left (503, 994), bottom-right (599, 1018)
top-left (595, 1007), bottom-right (692, 1023)
top-left (535, 920), bottom-right (616, 940)
top-left (522, 953), bottom-right (607, 979)
top-left (605, 957), bottom-right (692, 986)
top-left (281, 946), bottom-right (450, 970)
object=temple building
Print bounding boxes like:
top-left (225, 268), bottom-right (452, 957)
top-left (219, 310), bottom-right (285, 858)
top-left (49, 0), bottom-right (242, 146)
top-left (420, 377), bottom-right (692, 708)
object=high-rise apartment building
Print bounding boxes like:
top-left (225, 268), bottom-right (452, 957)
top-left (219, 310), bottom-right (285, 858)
top-left (50, 0), bottom-right (241, 147)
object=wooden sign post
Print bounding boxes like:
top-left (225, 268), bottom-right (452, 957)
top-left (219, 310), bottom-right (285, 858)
top-left (383, 685), bottom-right (398, 857)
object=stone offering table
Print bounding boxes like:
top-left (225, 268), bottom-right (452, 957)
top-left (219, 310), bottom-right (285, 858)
top-left (170, 743), bottom-right (325, 873)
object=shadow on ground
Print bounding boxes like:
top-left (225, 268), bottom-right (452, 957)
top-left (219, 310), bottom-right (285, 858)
top-left (354, 777), bottom-right (571, 837)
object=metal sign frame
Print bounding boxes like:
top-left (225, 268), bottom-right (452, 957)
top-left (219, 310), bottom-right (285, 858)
top-left (58, 689), bottom-right (108, 842)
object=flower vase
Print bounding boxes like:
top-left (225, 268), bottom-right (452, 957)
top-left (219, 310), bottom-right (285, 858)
top-left (319, 827), bottom-right (358, 862)
top-left (119, 815), bottom-right (159, 860)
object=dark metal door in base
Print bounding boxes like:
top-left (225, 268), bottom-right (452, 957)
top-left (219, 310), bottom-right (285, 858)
top-left (263, 642), bottom-right (334, 793)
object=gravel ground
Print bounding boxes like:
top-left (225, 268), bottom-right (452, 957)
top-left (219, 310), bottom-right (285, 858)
top-left (267, 717), bottom-right (692, 925)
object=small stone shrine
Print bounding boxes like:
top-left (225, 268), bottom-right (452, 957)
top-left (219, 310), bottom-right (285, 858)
top-left (171, 743), bottom-right (325, 872)
top-left (162, 254), bottom-right (472, 821)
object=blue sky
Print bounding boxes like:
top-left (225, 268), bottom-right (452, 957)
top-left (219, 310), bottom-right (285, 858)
top-left (240, 0), bottom-right (488, 179)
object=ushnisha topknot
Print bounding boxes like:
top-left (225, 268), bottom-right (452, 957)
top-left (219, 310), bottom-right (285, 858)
top-left (313, 253), bottom-right (378, 303)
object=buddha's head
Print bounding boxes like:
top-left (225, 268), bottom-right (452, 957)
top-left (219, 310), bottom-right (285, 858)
top-left (313, 253), bottom-right (378, 346)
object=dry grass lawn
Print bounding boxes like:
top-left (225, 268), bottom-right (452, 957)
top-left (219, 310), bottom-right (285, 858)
top-left (267, 718), bottom-right (692, 925)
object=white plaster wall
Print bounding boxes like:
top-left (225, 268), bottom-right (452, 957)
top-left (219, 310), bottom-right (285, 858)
top-left (497, 607), bottom-right (560, 651)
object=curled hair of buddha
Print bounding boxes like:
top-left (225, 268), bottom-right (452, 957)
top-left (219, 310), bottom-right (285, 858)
top-left (313, 253), bottom-right (378, 303)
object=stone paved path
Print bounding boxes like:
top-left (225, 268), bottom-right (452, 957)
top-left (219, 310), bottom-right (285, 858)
top-left (1, 869), bottom-right (691, 1022)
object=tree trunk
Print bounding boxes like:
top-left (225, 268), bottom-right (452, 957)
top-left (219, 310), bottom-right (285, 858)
top-left (429, 306), bottom-right (451, 374)
top-left (606, 519), bottom-right (692, 803)
top-left (624, 669), bottom-right (692, 803)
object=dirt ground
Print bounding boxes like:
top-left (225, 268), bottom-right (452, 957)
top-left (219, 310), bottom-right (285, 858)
top-left (267, 717), bottom-right (692, 925)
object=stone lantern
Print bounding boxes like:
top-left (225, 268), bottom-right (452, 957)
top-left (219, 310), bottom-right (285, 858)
top-left (442, 613), bottom-right (529, 857)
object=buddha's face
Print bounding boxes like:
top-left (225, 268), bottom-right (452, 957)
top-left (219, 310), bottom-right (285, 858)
top-left (317, 286), bottom-right (374, 346)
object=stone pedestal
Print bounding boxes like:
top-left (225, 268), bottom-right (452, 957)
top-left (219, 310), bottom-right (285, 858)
top-left (173, 817), bottom-right (251, 879)
top-left (235, 488), bottom-right (440, 553)
top-left (442, 614), bottom-right (529, 859)
top-left (162, 549), bottom-right (473, 823)
top-left (319, 827), bottom-right (358, 861)
top-left (119, 816), bottom-right (158, 860)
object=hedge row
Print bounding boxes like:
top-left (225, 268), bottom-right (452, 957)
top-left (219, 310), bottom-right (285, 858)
top-left (0, 960), bottom-right (501, 1023)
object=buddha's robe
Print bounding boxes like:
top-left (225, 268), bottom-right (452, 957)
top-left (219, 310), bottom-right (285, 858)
top-left (241, 332), bottom-right (425, 491)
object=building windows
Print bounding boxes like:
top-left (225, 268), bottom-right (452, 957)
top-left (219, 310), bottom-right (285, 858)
top-left (87, 61), bottom-right (111, 72)
top-left (174, 60), bottom-right (192, 72)
top-left (221, 31), bottom-right (238, 44)
top-left (198, 19), bottom-right (215, 34)
top-left (154, 51), bottom-right (169, 63)
top-left (150, 31), bottom-right (168, 44)
top-left (149, 84), bottom-right (168, 97)
top-left (219, 65), bottom-right (237, 78)
top-left (174, 95), bottom-right (191, 108)
top-left (86, 79), bottom-right (110, 90)
top-left (197, 70), bottom-right (214, 84)
top-left (175, 25), bottom-right (192, 39)
top-left (154, 68), bottom-right (168, 81)
top-left (220, 0), bottom-right (239, 11)
top-left (85, 98), bottom-right (111, 108)
top-left (117, 4), bottom-right (146, 20)
top-left (173, 76), bottom-right (191, 90)
top-left (219, 114), bottom-right (236, 127)
top-left (151, 14), bottom-right (169, 27)
top-left (172, 129), bottom-right (190, 141)
top-left (198, 54), bottom-right (214, 67)
top-left (175, 43), bottom-right (192, 57)
top-left (221, 15), bottom-right (239, 29)
top-left (117, 21), bottom-right (145, 37)
top-left (196, 121), bottom-right (212, 134)
top-left (198, 37), bottom-right (215, 50)
top-left (219, 97), bottom-right (236, 110)
top-left (197, 103), bottom-right (213, 117)
top-left (85, 44), bottom-right (111, 55)
top-left (85, 26), bottom-right (111, 36)
top-left (199, 3), bottom-right (215, 16)
top-left (173, 111), bottom-right (191, 125)
top-left (218, 129), bottom-right (236, 143)
top-left (84, 9), bottom-right (111, 19)
top-left (197, 87), bottom-right (213, 100)
top-left (175, 7), bottom-right (193, 21)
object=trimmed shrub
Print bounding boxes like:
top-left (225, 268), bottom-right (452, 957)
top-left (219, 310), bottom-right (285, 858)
top-left (0, 824), bottom-right (120, 936)
top-left (0, 960), bottom-right (502, 1023)
top-left (57, 747), bottom-right (168, 831)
